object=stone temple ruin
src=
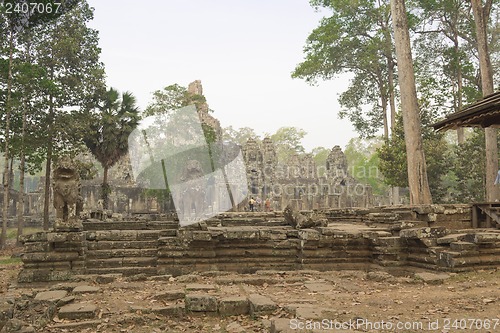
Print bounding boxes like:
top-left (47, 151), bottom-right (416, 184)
top-left (242, 138), bottom-right (373, 211)
top-left (3, 83), bottom-right (500, 333)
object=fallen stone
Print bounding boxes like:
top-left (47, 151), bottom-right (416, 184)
top-left (48, 320), bottom-right (101, 330)
top-left (295, 306), bottom-right (323, 319)
top-left (0, 302), bottom-right (13, 332)
top-left (129, 305), bottom-right (185, 317)
top-left (437, 233), bottom-right (467, 245)
top-left (34, 290), bottom-right (68, 302)
top-left (185, 294), bottom-right (218, 312)
top-left (270, 317), bottom-right (294, 333)
top-left (154, 290), bottom-right (185, 301)
top-left (304, 282), bottom-right (333, 292)
top-left (366, 271), bottom-right (395, 282)
top-left (96, 274), bottom-right (122, 284)
top-left (414, 272), bottom-right (450, 284)
top-left (56, 296), bottom-right (75, 307)
top-left (58, 303), bottom-right (97, 320)
top-left (450, 241), bottom-right (477, 251)
top-left (226, 321), bottom-right (246, 333)
top-left (1, 318), bottom-right (35, 333)
top-left (218, 297), bottom-right (249, 316)
top-left (147, 274), bottom-right (173, 281)
top-left (185, 283), bottom-right (217, 292)
top-left (72, 285), bottom-right (100, 294)
top-left (400, 227), bottom-right (448, 240)
top-left (248, 294), bottom-right (277, 316)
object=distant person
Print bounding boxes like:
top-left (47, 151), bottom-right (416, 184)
top-left (264, 198), bottom-right (271, 212)
top-left (249, 197), bottom-right (255, 212)
top-left (256, 196), bottom-right (262, 211)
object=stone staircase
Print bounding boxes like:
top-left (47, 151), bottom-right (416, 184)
top-left (84, 221), bottom-right (178, 276)
top-left (472, 203), bottom-right (500, 229)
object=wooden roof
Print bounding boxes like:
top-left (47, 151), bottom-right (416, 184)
top-left (432, 91), bottom-right (500, 131)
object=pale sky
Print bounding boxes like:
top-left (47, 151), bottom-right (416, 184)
top-left (86, 0), bottom-right (358, 152)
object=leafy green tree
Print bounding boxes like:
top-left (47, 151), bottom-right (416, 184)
top-left (222, 126), bottom-right (260, 145)
top-left (83, 88), bottom-right (140, 210)
top-left (293, 0), bottom-right (397, 139)
top-left (311, 146), bottom-right (329, 176)
top-left (1, 0), bottom-right (81, 245)
top-left (344, 137), bottom-right (388, 196)
top-left (30, 1), bottom-right (106, 229)
top-left (144, 84), bottom-right (208, 117)
top-left (378, 113), bottom-right (451, 202)
top-left (268, 127), bottom-right (307, 162)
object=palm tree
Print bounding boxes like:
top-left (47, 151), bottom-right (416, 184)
top-left (84, 88), bottom-right (140, 209)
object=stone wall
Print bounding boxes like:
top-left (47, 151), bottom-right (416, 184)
top-left (17, 205), bottom-right (500, 283)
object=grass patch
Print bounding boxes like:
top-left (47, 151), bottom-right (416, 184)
top-left (0, 257), bottom-right (22, 265)
top-left (6, 227), bottom-right (43, 239)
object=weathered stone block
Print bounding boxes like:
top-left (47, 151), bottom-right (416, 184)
top-left (414, 272), bottom-right (449, 284)
top-left (218, 297), bottom-right (249, 316)
top-left (24, 242), bottom-right (50, 253)
top-left (185, 294), bottom-right (218, 312)
top-left (437, 233), bottom-right (467, 245)
top-left (450, 241), bottom-right (477, 251)
top-left (247, 294), bottom-right (277, 316)
top-left (34, 290), bottom-right (68, 302)
top-left (185, 283), bottom-right (217, 292)
top-left (95, 230), bottom-right (138, 241)
top-left (47, 233), bottom-right (68, 243)
top-left (225, 229), bottom-right (259, 240)
top-left (154, 290), bottom-right (185, 301)
top-left (96, 274), bottom-right (122, 284)
top-left (20, 232), bottom-right (47, 243)
top-left (58, 303), bottom-right (96, 320)
top-left (22, 252), bottom-right (80, 262)
top-left (192, 231), bottom-right (212, 241)
top-left (298, 229), bottom-right (320, 241)
top-left (72, 285), bottom-right (100, 294)
top-left (466, 232), bottom-right (500, 244)
top-left (400, 227), bottom-right (448, 239)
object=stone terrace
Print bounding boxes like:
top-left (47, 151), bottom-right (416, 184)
top-left (17, 204), bottom-right (500, 283)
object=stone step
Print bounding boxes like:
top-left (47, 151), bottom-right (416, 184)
top-left (86, 257), bottom-right (157, 268)
top-left (86, 248), bottom-right (157, 259)
top-left (83, 221), bottom-right (178, 231)
top-left (86, 266), bottom-right (158, 276)
top-left (87, 240), bottom-right (158, 250)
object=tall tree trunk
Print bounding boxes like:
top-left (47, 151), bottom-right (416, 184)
top-left (1, 29), bottom-right (14, 249)
top-left (17, 95), bottom-right (29, 246)
top-left (43, 145), bottom-right (52, 230)
top-left (383, 22), bottom-right (399, 205)
top-left (17, 35), bottom-right (33, 246)
top-left (471, 0), bottom-right (498, 201)
top-left (102, 166), bottom-right (109, 210)
top-left (391, 0), bottom-right (433, 205)
top-left (43, 112), bottom-right (53, 230)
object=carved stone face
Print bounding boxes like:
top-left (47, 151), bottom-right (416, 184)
top-left (183, 160), bottom-right (204, 180)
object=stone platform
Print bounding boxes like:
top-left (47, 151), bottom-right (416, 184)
top-left (17, 205), bottom-right (500, 283)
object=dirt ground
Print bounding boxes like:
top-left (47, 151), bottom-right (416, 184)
top-left (1, 244), bottom-right (499, 333)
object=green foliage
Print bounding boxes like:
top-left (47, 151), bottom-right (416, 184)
top-left (222, 126), bottom-right (260, 145)
top-left (83, 88), bottom-right (140, 208)
top-left (293, 0), bottom-right (395, 138)
top-left (344, 137), bottom-right (388, 196)
top-left (311, 146), bottom-right (329, 176)
top-left (378, 113), bottom-right (452, 202)
top-left (144, 84), bottom-right (208, 117)
top-left (448, 129), bottom-right (486, 202)
top-left (269, 127), bottom-right (307, 162)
